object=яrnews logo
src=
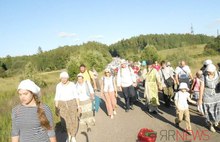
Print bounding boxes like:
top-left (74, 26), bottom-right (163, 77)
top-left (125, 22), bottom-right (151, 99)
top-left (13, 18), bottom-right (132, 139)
top-left (159, 129), bottom-right (211, 141)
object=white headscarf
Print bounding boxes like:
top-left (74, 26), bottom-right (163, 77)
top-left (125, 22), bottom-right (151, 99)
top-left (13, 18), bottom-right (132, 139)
top-left (17, 79), bottom-right (41, 96)
top-left (60, 71), bottom-right (69, 79)
top-left (206, 64), bottom-right (216, 72)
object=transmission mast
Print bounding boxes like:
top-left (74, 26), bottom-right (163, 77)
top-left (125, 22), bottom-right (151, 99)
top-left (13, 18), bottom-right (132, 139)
top-left (190, 23), bottom-right (194, 35)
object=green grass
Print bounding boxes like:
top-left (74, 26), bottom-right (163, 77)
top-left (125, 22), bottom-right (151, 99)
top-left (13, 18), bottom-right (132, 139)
top-left (0, 71), bottom-right (60, 141)
top-left (158, 44), bottom-right (220, 74)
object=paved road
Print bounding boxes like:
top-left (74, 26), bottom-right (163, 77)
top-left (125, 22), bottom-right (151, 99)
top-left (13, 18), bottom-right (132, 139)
top-left (56, 91), bottom-right (220, 142)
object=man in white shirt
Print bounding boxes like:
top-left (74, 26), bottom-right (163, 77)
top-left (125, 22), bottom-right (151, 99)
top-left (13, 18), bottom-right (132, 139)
top-left (175, 60), bottom-right (193, 87)
top-left (117, 59), bottom-right (137, 112)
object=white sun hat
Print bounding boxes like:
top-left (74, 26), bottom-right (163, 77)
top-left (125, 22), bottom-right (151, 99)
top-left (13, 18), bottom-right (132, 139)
top-left (179, 82), bottom-right (189, 91)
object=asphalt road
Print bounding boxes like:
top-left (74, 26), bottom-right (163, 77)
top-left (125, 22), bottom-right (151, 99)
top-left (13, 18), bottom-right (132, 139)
top-left (56, 91), bottom-right (220, 142)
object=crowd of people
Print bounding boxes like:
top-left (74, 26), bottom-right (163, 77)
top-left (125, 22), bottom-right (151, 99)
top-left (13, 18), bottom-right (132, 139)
top-left (11, 58), bottom-right (220, 142)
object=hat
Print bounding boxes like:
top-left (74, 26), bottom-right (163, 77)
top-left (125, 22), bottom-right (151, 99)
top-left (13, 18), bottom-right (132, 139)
top-left (206, 64), bottom-right (216, 72)
top-left (147, 60), bottom-right (153, 65)
top-left (179, 82), bottom-right (189, 91)
top-left (167, 62), bottom-right (171, 66)
top-left (141, 60), bottom-right (147, 66)
top-left (203, 59), bottom-right (212, 66)
top-left (120, 59), bottom-right (127, 64)
top-left (77, 73), bottom-right (84, 78)
top-left (17, 79), bottom-right (41, 96)
top-left (104, 68), bottom-right (111, 73)
top-left (60, 71), bottom-right (69, 79)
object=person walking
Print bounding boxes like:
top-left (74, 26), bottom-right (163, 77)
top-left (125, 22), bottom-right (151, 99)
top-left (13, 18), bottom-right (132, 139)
top-left (100, 68), bottom-right (117, 119)
top-left (144, 60), bottom-right (162, 113)
top-left (54, 71), bottom-right (80, 142)
top-left (198, 64), bottom-right (220, 132)
top-left (76, 73), bottom-right (95, 132)
top-left (12, 79), bottom-right (56, 142)
top-left (175, 60), bottom-right (193, 87)
top-left (190, 70), bottom-right (204, 115)
top-left (159, 61), bottom-right (175, 107)
top-left (200, 59), bottom-right (213, 75)
top-left (117, 59), bottom-right (137, 112)
top-left (79, 64), bottom-right (97, 91)
top-left (174, 82), bottom-right (197, 135)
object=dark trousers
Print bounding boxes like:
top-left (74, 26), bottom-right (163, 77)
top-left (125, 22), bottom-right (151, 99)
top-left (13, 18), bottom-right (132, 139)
top-left (163, 87), bottom-right (174, 107)
top-left (122, 85), bottom-right (136, 110)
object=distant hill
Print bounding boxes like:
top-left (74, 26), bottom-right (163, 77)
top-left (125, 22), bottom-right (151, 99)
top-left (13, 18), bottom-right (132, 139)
top-left (109, 33), bottom-right (214, 58)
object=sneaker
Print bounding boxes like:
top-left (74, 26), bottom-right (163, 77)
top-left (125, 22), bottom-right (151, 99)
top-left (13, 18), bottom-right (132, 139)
top-left (130, 105), bottom-right (134, 110)
top-left (214, 122), bottom-right (219, 127)
top-left (113, 110), bottom-right (117, 115)
top-left (110, 115), bottom-right (114, 119)
top-left (125, 109), bottom-right (129, 112)
top-left (186, 130), bottom-right (192, 135)
top-left (210, 126), bottom-right (216, 132)
top-left (71, 137), bottom-right (76, 142)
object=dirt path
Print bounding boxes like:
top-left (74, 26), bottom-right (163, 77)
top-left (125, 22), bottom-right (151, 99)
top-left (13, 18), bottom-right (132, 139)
top-left (56, 91), bottom-right (220, 142)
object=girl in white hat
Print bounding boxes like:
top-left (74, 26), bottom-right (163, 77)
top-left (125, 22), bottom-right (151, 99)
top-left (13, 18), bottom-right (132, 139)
top-left (174, 82), bottom-right (197, 135)
top-left (12, 79), bottom-right (56, 142)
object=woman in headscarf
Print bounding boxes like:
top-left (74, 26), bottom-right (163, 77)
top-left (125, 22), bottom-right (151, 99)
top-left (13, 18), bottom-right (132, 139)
top-left (12, 79), bottom-right (56, 142)
top-left (144, 60), bottom-right (162, 113)
top-left (199, 64), bottom-right (220, 132)
top-left (54, 71), bottom-right (80, 142)
top-left (75, 73), bottom-right (95, 132)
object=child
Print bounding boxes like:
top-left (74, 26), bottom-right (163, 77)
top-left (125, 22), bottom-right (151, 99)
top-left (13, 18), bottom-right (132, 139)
top-left (190, 70), bottom-right (204, 115)
top-left (174, 82), bottom-right (197, 135)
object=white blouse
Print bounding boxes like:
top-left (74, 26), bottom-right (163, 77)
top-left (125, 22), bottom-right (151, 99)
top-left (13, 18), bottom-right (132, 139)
top-left (76, 81), bottom-right (94, 101)
top-left (54, 81), bottom-right (78, 101)
top-left (102, 76), bottom-right (115, 93)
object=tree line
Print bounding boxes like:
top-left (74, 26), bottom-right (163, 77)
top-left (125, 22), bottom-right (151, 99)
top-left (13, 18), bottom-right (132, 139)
top-left (0, 34), bottom-right (216, 79)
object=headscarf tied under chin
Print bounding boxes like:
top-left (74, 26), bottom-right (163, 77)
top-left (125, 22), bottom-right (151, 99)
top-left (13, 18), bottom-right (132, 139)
top-left (17, 79), bottom-right (41, 97)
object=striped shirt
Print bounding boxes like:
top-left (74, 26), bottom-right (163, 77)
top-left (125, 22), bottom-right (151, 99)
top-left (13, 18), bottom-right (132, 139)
top-left (11, 104), bottom-right (55, 142)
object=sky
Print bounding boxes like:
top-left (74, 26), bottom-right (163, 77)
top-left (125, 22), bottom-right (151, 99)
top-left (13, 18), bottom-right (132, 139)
top-left (0, 0), bottom-right (220, 57)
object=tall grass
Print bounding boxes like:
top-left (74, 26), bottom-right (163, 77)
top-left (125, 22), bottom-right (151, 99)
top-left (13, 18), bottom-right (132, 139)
top-left (0, 71), bottom-right (60, 142)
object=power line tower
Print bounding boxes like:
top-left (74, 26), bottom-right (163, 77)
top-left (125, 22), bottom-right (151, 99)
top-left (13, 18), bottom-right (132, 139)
top-left (217, 29), bottom-right (219, 37)
top-left (190, 23), bottom-right (194, 35)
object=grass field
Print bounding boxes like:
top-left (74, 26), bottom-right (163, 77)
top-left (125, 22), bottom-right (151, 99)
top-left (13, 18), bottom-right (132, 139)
top-left (158, 44), bottom-right (220, 74)
top-left (0, 45), bottom-right (220, 141)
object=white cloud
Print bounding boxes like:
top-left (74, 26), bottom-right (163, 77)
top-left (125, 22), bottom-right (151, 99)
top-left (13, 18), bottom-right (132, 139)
top-left (207, 19), bottom-right (220, 29)
top-left (58, 32), bottom-right (77, 38)
top-left (89, 35), bottom-right (104, 40)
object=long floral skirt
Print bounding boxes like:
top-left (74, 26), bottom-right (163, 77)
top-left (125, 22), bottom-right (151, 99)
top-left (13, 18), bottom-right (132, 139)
top-left (79, 99), bottom-right (95, 131)
top-left (58, 99), bottom-right (79, 136)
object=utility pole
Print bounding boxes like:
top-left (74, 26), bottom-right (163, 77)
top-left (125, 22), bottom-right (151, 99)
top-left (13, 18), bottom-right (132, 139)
top-left (217, 29), bottom-right (219, 37)
top-left (190, 23), bottom-right (194, 35)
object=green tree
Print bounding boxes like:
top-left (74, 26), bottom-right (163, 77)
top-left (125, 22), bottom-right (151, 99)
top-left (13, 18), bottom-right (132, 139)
top-left (141, 45), bottom-right (159, 62)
